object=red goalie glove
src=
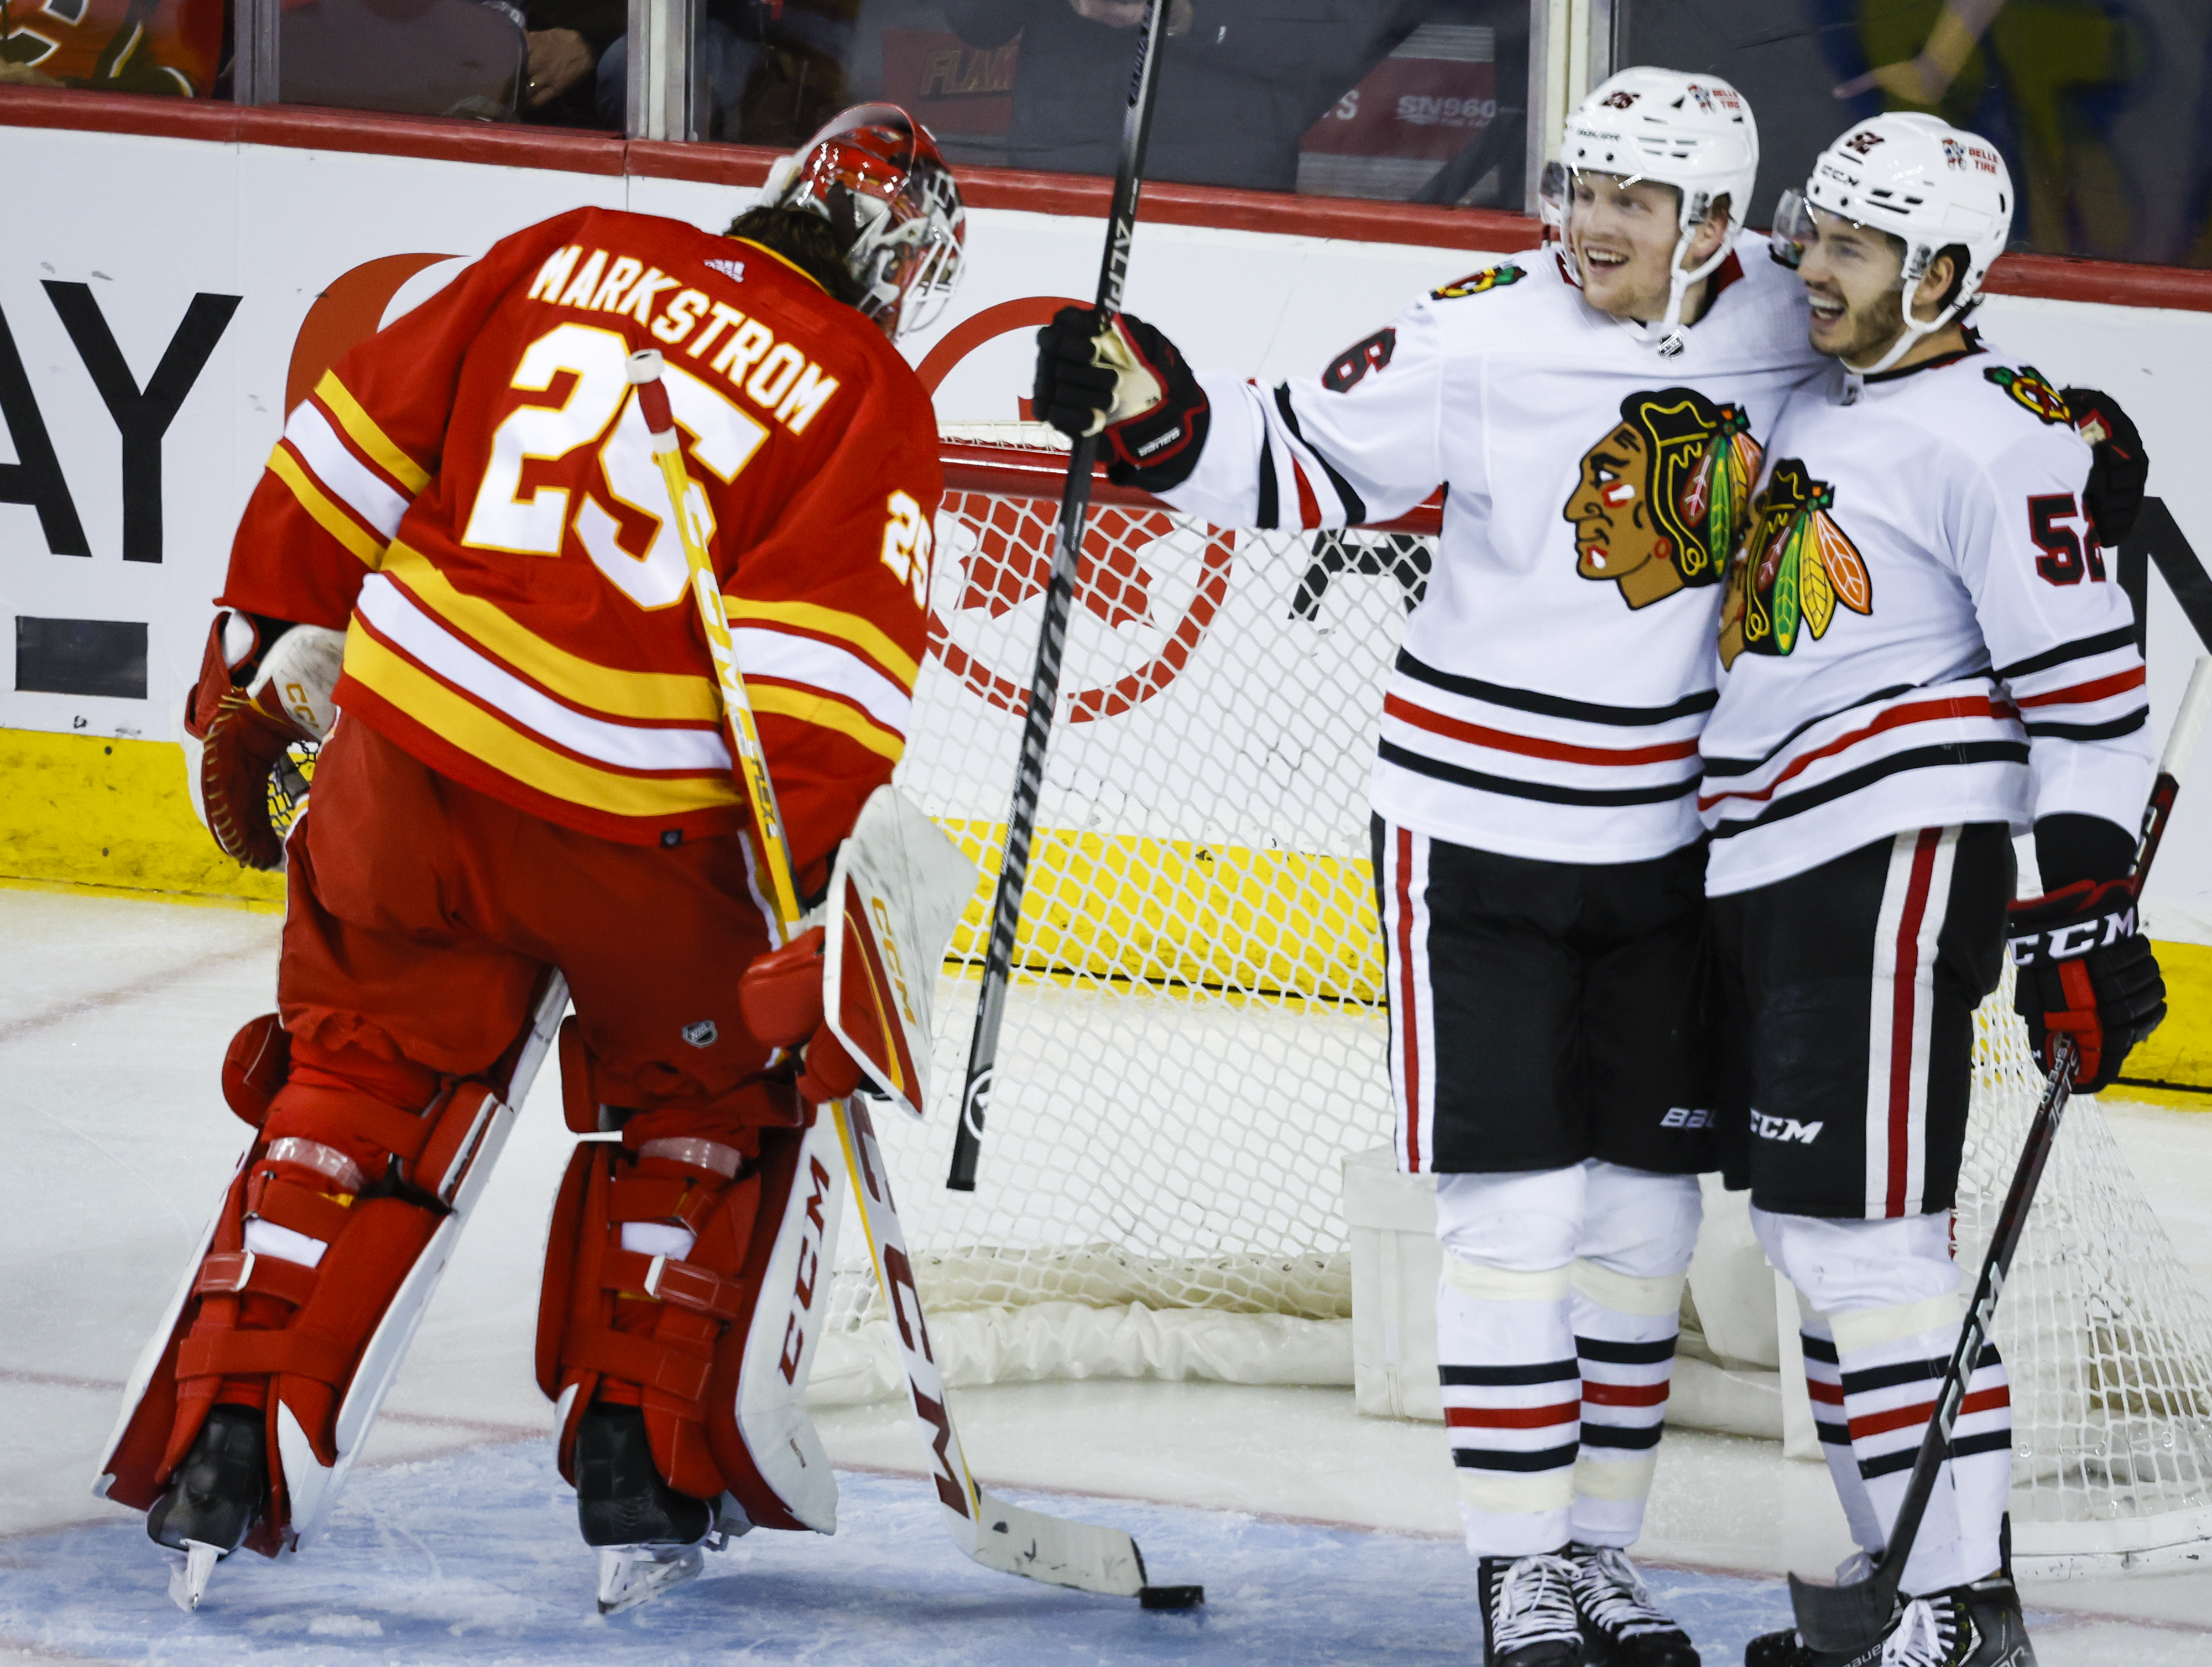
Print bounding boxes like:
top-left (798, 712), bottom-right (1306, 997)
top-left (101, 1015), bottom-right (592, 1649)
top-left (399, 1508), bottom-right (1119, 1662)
top-left (737, 927), bottom-right (864, 1102)
top-left (183, 612), bottom-right (346, 871)
top-left (2007, 877), bottom-right (2166, 1093)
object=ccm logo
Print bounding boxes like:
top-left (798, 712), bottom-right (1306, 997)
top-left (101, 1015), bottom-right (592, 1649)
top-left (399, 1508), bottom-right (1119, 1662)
top-left (1660, 1106), bottom-right (1712, 1130)
top-left (1752, 1112), bottom-right (1824, 1144)
top-left (776, 1155), bottom-right (835, 1384)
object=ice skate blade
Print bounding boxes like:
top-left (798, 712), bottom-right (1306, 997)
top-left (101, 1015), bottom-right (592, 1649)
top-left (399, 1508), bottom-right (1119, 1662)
top-left (596, 1543), bottom-right (705, 1615)
top-left (166, 1540), bottom-right (223, 1612)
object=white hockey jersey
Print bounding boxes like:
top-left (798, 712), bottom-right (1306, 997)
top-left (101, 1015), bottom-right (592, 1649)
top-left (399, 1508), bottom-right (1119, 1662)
top-left (1160, 233), bottom-right (1823, 864)
top-left (1698, 342), bottom-right (2152, 896)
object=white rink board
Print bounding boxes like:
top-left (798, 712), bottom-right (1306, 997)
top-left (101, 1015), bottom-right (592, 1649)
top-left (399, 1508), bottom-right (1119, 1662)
top-left (8, 123), bottom-right (2212, 937)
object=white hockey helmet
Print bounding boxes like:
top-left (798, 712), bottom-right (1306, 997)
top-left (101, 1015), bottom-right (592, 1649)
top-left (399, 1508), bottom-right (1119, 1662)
top-left (1772, 112), bottom-right (2014, 373)
top-left (1544, 66), bottom-right (1760, 354)
top-left (759, 104), bottom-right (967, 339)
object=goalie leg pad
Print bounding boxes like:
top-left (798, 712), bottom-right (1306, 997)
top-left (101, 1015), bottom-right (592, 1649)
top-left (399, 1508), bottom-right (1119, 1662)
top-left (542, 1112), bottom-right (844, 1534)
top-left (103, 1037), bottom-right (520, 1555)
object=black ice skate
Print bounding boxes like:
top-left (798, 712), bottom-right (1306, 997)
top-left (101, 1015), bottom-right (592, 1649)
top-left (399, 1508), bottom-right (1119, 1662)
top-left (1740, 1571), bottom-right (2034, 1667)
top-left (1479, 1549), bottom-right (1585, 1666)
top-left (1569, 1544), bottom-right (1698, 1665)
top-left (144, 1404), bottom-right (266, 1611)
top-left (575, 1402), bottom-right (749, 1613)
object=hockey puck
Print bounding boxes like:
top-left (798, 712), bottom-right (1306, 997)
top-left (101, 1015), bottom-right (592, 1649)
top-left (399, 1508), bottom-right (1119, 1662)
top-left (1139, 1583), bottom-right (1204, 1610)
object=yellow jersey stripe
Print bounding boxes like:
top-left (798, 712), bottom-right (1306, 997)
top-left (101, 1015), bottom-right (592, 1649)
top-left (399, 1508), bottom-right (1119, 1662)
top-left (315, 371), bottom-right (432, 494)
top-left (726, 597), bottom-right (920, 691)
top-left (379, 541), bottom-right (722, 724)
top-left (751, 683), bottom-right (905, 763)
top-left (267, 443), bottom-right (387, 568)
top-left (345, 628), bottom-right (742, 818)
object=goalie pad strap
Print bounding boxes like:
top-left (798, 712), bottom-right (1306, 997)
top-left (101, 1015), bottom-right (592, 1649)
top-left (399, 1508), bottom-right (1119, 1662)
top-left (607, 1175), bottom-right (722, 1234)
top-left (601, 1247), bottom-right (747, 1322)
top-left (175, 1328), bottom-right (354, 1385)
top-left (559, 1320), bottom-right (713, 1404)
top-left (246, 1176), bottom-right (358, 1243)
top-left (196, 1251), bottom-right (319, 1307)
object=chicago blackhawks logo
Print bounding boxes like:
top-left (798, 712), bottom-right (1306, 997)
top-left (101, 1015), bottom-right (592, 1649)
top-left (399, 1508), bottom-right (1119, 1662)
top-left (1985, 365), bottom-right (2070, 426)
top-left (1430, 265), bottom-right (1523, 301)
top-left (1719, 459), bottom-right (1871, 667)
top-left (1564, 387), bottom-right (1762, 610)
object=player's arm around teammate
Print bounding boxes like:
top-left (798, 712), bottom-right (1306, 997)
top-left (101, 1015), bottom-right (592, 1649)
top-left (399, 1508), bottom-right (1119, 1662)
top-left (1703, 114), bottom-right (2160, 1667)
top-left (1040, 70), bottom-right (1831, 1667)
top-left (110, 107), bottom-right (967, 1603)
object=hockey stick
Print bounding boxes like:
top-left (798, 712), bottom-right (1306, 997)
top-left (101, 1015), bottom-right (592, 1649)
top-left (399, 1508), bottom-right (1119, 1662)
top-left (947, 0), bottom-right (1173, 1193)
top-left (1789, 653), bottom-right (2212, 1653)
top-left (625, 351), bottom-right (1201, 1608)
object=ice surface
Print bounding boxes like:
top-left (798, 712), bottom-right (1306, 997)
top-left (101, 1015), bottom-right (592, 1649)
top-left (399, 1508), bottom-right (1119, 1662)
top-left (5, 886), bottom-right (2212, 1663)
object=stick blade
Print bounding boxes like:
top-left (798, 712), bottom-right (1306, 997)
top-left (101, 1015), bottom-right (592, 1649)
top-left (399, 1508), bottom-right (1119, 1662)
top-left (968, 1489), bottom-right (1147, 1597)
top-left (1788, 1565), bottom-right (1900, 1654)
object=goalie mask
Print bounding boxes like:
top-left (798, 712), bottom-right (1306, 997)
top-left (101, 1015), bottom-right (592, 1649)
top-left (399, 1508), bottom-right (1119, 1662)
top-left (1769, 112), bottom-right (2013, 374)
top-left (1542, 66), bottom-right (1759, 357)
top-left (761, 104), bottom-right (967, 341)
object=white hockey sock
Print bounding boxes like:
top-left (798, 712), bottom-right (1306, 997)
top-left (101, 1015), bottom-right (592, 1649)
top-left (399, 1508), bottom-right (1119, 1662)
top-left (1799, 1313), bottom-right (1885, 1556)
top-left (1437, 1254), bottom-right (1578, 1557)
top-left (1833, 1301), bottom-right (2012, 1594)
top-left (1567, 1259), bottom-right (1683, 1549)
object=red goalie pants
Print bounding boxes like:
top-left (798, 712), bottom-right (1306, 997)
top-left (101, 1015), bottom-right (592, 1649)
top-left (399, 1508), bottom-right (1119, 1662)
top-left (170, 717), bottom-right (798, 1502)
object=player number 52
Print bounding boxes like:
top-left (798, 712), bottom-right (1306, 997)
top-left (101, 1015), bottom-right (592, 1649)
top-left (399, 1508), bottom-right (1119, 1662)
top-left (2028, 491), bottom-right (2104, 586)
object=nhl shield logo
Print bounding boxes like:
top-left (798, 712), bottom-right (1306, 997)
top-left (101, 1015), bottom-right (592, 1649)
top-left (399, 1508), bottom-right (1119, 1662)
top-left (681, 1020), bottom-right (719, 1049)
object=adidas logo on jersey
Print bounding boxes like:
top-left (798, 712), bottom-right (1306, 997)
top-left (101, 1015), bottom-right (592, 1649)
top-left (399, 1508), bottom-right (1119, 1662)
top-left (707, 258), bottom-right (746, 283)
top-left (1751, 1112), bottom-right (1823, 1144)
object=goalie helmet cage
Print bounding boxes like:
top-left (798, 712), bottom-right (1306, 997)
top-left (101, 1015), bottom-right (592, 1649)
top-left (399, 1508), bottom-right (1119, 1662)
top-left (831, 428), bottom-right (2212, 1576)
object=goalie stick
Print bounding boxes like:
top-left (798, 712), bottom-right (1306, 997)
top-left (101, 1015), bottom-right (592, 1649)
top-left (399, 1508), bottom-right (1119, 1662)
top-left (1788, 653), bottom-right (2212, 1654)
top-left (625, 349), bottom-right (1202, 1611)
top-left (946, 0), bottom-right (1173, 1194)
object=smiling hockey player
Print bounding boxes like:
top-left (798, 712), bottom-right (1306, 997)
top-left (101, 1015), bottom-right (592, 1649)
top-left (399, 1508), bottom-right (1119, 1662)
top-left (1704, 115), bottom-right (2162, 1667)
top-left (1036, 67), bottom-right (1825, 1667)
top-left (97, 105), bottom-right (964, 1613)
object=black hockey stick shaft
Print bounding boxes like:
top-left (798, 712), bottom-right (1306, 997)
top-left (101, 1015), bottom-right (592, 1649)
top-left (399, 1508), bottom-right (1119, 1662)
top-left (946, 0), bottom-right (1171, 1192)
top-left (1791, 654), bottom-right (2212, 1653)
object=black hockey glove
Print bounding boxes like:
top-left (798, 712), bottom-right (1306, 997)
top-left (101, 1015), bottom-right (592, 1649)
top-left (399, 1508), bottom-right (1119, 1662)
top-left (1032, 306), bottom-right (1209, 491)
top-left (2062, 386), bottom-right (2147, 549)
top-left (2008, 877), bottom-right (2165, 1093)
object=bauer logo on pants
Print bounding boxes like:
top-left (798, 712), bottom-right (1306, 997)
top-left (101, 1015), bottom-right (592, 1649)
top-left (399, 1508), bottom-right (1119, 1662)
top-left (1564, 387), bottom-right (1762, 611)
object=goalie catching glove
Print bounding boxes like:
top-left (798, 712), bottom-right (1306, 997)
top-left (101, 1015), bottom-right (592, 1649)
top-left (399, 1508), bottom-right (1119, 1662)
top-left (738, 928), bottom-right (865, 1102)
top-left (2008, 877), bottom-right (2166, 1093)
top-left (1033, 306), bottom-right (1208, 490)
top-left (183, 610), bottom-right (347, 871)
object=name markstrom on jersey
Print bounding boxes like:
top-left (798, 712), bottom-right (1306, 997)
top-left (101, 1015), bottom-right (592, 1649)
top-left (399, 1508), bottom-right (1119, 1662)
top-left (526, 244), bottom-right (843, 435)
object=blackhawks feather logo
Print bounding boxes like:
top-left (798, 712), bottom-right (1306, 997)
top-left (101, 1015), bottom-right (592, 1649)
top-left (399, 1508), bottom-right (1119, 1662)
top-left (1431, 264), bottom-right (1523, 301)
top-left (1563, 388), bottom-right (1764, 610)
top-left (1984, 364), bottom-right (2071, 426)
top-left (1719, 459), bottom-right (1871, 668)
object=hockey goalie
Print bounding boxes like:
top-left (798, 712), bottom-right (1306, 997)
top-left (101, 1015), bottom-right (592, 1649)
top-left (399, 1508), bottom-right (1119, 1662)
top-left (96, 104), bottom-right (966, 1613)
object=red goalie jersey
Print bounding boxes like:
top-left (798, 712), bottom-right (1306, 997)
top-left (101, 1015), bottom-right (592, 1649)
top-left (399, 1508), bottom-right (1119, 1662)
top-left (222, 206), bottom-right (942, 883)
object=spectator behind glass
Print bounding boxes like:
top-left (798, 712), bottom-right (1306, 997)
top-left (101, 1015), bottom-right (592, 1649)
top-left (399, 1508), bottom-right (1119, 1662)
top-left (591, 0), bottom-right (855, 142)
top-left (945, 0), bottom-right (1427, 192)
top-left (520, 0), bottom-right (624, 119)
top-left (1, 0), bottom-right (222, 94)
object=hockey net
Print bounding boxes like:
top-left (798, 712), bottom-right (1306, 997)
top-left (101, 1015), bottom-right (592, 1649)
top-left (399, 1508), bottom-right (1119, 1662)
top-left (823, 431), bottom-right (2212, 1570)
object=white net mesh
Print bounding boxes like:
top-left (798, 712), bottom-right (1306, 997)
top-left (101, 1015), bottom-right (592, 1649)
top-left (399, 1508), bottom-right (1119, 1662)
top-left (827, 440), bottom-right (2212, 1564)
